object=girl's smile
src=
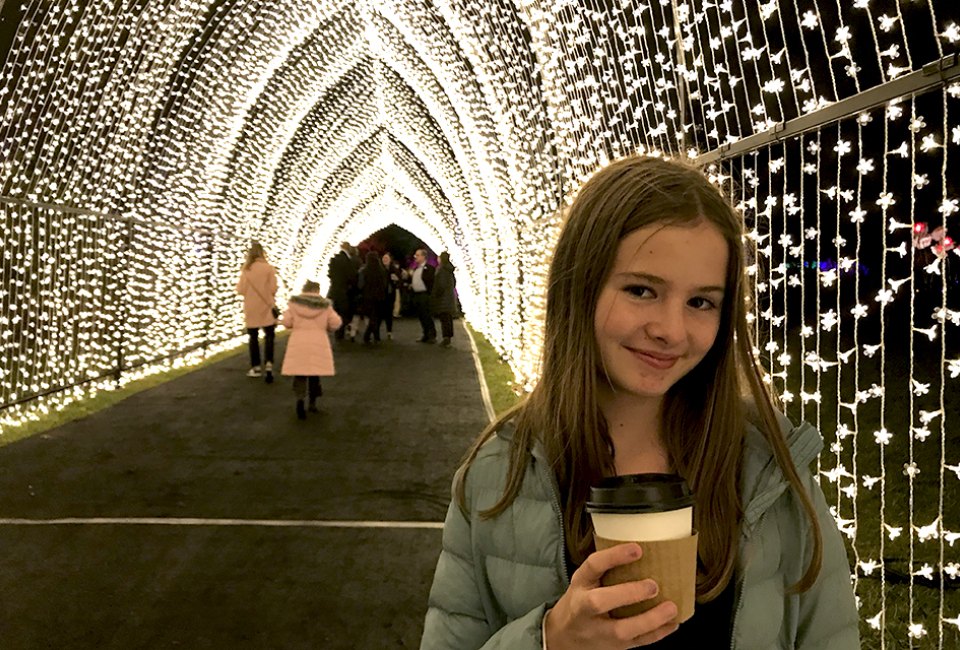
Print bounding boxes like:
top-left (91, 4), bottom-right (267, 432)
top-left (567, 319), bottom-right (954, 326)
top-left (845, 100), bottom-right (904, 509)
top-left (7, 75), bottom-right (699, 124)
top-left (626, 348), bottom-right (679, 370)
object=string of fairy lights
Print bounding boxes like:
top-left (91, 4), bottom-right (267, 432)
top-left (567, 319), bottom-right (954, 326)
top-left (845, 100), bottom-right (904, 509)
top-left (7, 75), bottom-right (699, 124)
top-left (0, 0), bottom-right (957, 644)
top-left (710, 77), bottom-right (958, 650)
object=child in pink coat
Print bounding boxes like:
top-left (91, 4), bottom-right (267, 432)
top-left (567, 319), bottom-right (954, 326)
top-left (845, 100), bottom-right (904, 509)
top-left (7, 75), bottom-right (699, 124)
top-left (281, 280), bottom-right (343, 419)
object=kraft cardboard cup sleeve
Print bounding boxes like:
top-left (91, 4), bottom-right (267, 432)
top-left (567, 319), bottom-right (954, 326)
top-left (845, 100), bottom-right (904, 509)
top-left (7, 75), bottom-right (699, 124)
top-left (587, 474), bottom-right (697, 622)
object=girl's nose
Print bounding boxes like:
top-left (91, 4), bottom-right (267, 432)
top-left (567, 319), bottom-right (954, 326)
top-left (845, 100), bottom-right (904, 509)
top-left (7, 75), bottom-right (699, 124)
top-left (644, 302), bottom-right (685, 344)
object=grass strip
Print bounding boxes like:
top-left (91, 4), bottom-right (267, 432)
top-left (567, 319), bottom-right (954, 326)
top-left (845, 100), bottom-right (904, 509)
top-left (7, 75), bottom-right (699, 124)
top-left (463, 321), bottom-right (523, 416)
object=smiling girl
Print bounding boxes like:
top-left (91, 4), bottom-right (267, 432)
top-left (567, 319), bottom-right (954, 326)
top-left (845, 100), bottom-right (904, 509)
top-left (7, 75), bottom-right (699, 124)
top-left (420, 155), bottom-right (859, 649)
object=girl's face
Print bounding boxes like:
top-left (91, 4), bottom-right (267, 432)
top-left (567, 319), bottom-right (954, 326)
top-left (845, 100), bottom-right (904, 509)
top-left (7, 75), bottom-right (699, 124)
top-left (382, 254), bottom-right (391, 265)
top-left (593, 220), bottom-right (728, 403)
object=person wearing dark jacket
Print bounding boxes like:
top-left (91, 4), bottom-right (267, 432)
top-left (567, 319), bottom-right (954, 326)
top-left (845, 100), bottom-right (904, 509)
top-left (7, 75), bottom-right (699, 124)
top-left (359, 251), bottom-right (388, 344)
top-left (345, 245), bottom-right (364, 340)
top-left (410, 248), bottom-right (437, 343)
top-left (430, 252), bottom-right (458, 347)
top-left (327, 242), bottom-right (356, 340)
top-left (381, 252), bottom-right (402, 340)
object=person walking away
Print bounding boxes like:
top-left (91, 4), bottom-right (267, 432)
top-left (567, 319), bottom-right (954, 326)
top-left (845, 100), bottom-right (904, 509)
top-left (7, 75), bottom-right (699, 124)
top-left (410, 248), bottom-right (436, 343)
top-left (430, 251), bottom-right (458, 348)
top-left (236, 241), bottom-right (278, 382)
top-left (327, 242), bottom-right (354, 340)
top-left (281, 280), bottom-right (342, 420)
top-left (420, 155), bottom-right (859, 649)
top-left (382, 252), bottom-right (401, 340)
top-left (359, 251), bottom-right (388, 344)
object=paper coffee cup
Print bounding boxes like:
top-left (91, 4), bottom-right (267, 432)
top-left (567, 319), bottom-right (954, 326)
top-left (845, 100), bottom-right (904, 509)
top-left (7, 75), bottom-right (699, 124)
top-left (587, 474), bottom-right (697, 622)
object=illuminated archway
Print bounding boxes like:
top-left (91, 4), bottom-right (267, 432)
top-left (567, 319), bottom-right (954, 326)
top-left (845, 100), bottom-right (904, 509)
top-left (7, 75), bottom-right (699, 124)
top-left (1, 2), bottom-right (959, 643)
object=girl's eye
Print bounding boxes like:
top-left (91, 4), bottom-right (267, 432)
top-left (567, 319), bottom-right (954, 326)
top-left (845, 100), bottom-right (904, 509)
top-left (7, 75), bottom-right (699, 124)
top-left (689, 296), bottom-right (718, 310)
top-left (624, 285), bottom-right (653, 298)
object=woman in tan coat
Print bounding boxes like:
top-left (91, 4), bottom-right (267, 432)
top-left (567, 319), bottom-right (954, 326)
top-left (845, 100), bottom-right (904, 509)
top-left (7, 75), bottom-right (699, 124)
top-left (235, 242), bottom-right (278, 382)
top-left (281, 280), bottom-right (342, 419)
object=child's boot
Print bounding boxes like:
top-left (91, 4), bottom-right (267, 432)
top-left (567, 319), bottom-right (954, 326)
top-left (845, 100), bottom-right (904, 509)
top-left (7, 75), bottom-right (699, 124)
top-left (296, 399), bottom-right (306, 420)
top-left (264, 361), bottom-right (274, 384)
top-left (308, 400), bottom-right (319, 414)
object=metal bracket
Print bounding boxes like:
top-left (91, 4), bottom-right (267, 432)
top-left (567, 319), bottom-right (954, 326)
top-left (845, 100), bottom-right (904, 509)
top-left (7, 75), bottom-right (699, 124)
top-left (771, 121), bottom-right (787, 142)
top-left (922, 52), bottom-right (959, 80)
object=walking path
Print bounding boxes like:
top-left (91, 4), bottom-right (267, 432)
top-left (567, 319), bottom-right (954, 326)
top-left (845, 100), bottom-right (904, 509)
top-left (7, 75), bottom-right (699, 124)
top-left (0, 318), bottom-right (491, 649)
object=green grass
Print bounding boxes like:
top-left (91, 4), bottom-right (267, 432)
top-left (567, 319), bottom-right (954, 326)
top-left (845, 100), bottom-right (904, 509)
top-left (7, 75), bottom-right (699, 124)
top-left (464, 321), bottom-right (523, 415)
top-left (0, 340), bottom-right (249, 448)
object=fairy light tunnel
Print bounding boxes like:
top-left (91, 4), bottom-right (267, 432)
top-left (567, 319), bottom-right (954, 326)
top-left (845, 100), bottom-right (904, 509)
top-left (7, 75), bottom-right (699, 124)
top-left (0, 0), bottom-right (958, 645)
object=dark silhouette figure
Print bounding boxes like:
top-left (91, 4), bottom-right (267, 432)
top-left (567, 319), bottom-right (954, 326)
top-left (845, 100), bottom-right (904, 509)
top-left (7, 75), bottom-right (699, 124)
top-left (431, 251), bottom-right (458, 347)
top-left (327, 242), bottom-right (357, 340)
top-left (381, 252), bottom-right (402, 340)
top-left (359, 251), bottom-right (388, 344)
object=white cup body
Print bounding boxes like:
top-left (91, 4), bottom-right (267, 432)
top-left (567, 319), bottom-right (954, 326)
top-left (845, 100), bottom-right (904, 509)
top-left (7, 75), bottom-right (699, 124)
top-left (591, 506), bottom-right (693, 542)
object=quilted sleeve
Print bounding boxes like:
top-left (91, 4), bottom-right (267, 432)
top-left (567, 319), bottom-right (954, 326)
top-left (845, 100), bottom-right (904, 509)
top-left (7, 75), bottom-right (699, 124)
top-left (420, 475), bottom-right (546, 650)
top-left (796, 468), bottom-right (861, 649)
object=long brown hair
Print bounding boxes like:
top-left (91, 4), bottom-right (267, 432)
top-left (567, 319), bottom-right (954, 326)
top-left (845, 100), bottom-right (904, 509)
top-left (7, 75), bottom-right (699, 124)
top-left (455, 155), bottom-right (822, 600)
top-left (244, 242), bottom-right (266, 270)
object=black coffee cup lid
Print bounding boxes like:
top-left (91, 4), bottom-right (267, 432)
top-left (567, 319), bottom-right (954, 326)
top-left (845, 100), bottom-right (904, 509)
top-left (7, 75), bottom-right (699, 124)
top-left (586, 473), bottom-right (694, 514)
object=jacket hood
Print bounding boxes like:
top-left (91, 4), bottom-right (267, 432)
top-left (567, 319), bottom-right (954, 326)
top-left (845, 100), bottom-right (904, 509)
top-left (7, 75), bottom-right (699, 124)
top-left (289, 293), bottom-right (331, 317)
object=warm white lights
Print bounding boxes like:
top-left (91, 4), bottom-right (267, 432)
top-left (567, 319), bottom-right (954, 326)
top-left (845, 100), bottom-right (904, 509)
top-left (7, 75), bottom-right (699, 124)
top-left (1, 1), bottom-right (958, 644)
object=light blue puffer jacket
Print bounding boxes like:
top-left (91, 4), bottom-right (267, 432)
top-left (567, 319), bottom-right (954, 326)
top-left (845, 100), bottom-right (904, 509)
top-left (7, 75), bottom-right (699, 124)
top-left (421, 414), bottom-right (860, 649)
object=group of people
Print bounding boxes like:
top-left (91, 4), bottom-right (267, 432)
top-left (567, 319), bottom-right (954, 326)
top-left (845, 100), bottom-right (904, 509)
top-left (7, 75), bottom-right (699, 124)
top-left (328, 243), bottom-right (459, 347)
top-left (235, 241), bottom-right (460, 420)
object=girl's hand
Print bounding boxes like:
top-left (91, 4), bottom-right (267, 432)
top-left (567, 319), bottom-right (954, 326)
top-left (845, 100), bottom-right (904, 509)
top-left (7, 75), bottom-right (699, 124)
top-left (544, 543), bottom-right (679, 649)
